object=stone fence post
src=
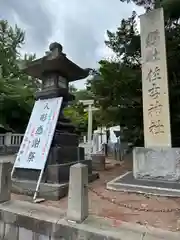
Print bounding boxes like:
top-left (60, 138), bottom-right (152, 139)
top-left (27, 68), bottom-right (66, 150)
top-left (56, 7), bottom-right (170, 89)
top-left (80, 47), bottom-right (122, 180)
top-left (0, 161), bottom-right (11, 203)
top-left (67, 163), bottom-right (88, 223)
top-left (4, 132), bottom-right (12, 146)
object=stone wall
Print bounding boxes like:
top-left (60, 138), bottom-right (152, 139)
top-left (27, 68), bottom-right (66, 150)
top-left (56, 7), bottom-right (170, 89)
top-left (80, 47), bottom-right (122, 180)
top-left (0, 200), bottom-right (179, 240)
top-left (0, 200), bottom-right (122, 240)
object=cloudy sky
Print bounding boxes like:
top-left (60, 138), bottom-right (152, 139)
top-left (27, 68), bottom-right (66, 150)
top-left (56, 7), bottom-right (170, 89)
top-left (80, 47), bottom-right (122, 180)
top-left (0, 0), bottom-right (144, 89)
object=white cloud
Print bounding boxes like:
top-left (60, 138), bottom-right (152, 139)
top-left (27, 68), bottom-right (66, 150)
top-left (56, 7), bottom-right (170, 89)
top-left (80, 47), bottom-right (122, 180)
top-left (0, 0), bottom-right (144, 89)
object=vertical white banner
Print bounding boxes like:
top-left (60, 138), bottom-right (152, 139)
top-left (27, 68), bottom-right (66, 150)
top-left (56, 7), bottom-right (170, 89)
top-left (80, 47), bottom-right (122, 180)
top-left (140, 8), bottom-right (171, 147)
top-left (14, 97), bottom-right (63, 170)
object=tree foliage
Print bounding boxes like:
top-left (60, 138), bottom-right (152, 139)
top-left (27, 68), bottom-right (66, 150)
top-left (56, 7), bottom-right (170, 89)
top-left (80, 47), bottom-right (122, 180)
top-left (0, 19), bottom-right (93, 135)
top-left (119, 0), bottom-right (177, 10)
top-left (0, 20), bottom-right (38, 132)
top-left (64, 85), bottom-right (95, 134)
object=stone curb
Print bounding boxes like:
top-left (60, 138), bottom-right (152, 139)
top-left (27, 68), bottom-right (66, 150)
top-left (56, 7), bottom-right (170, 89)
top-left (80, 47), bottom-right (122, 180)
top-left (0, 200), bottom-right (179, 239)
top-left (81, 216), bottom-right (180, 240)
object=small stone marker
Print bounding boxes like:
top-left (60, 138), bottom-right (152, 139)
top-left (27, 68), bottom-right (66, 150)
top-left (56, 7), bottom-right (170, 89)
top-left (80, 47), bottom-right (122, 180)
top-left (91, 153), bottom-right (105, 171)
top-left (0, 161), bottom-right (11, 203)
top-left (67, 163), bottom-right (88, 223)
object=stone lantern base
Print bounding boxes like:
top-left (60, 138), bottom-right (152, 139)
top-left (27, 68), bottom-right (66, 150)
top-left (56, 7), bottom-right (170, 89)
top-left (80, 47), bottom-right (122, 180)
top-left (12, 163), bottom-right (99, 201)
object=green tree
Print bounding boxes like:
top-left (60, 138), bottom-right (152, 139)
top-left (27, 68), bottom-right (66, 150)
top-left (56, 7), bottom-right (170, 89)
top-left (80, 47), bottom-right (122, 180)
top-left (0, 20), bottom-right (37, 132)
top-left (64, 104), bottom-right (88, 134)
top-left (65, 86), bottom-right (97, 134)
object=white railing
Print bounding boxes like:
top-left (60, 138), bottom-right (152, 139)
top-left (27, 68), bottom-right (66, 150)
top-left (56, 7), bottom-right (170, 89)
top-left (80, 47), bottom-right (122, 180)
top-left (11, 134), bottom-right (24, 145)
top-left (0, 133), bottom-right (24, 146)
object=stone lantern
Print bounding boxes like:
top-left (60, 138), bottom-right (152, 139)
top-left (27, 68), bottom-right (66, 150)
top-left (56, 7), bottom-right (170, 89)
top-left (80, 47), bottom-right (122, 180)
top-left (12, 42), bottom-right (98, 200)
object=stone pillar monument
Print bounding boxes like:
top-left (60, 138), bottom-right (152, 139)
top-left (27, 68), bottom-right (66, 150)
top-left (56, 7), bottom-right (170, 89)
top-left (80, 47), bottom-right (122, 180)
top-left (107, 8), bottom-right (180, 197)
top-left (79, 100), bottom-right (95, 144)
top-left (12, 42), bottom-right (98, 200)
top-left (133, 8), bottom-right (180, 181)
top-left (141, 8), bottom-right (171, 148)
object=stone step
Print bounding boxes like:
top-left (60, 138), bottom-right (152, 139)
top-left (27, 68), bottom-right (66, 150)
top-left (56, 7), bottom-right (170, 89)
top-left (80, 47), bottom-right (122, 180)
top-left (107, 172), bottom-right (180, 197)
top-left (12, 172), bottom-right (99, 200)
top-left (12, 180), bottom-right (69, 201)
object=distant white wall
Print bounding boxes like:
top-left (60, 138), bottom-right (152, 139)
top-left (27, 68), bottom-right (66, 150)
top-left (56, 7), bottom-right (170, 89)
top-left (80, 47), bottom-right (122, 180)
top-left (109, 126), bottom-right (120, 143)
